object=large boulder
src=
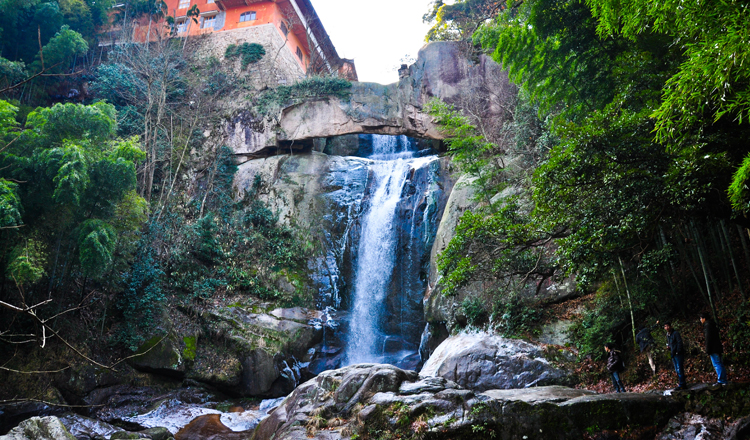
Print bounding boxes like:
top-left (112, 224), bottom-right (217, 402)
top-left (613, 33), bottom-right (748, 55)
top-left (191, 305), bottom-right (322, 397)
top-left (128, 333), bottom-right (193, 378)
top-left (128, 304), bottom-right (323, 398)
top-left (0, 417), bottom-right (75, 440)
top-left (420, 332), bottom-right (572, 391)
top-left (252, 364), bottom-right (681, 440)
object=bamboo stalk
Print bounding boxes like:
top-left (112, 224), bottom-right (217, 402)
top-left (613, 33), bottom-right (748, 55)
top-left (659, 226), bottom-right (680, 303)
top-left (618, 257), bottom-right (637, 349)
top-left (612, 269), bottom-right (625, 308)
top-left (737, 224), bottom-right (750, 272)
top-left (711, 222), bottom-right (733, 293)
top-left (721, 220), bottom-right (745, 299)
top-left (690, 221), bottom-right (718, 323)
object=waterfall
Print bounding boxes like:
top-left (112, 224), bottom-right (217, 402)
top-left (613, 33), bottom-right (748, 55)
top-left (345, 135), bottom-right (438, 366)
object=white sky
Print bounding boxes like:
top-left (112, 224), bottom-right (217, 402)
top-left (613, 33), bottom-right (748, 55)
top-left (311, 0), bottom-right (434, 85)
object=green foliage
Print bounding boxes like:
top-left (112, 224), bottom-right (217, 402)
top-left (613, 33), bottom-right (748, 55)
top-left (437, 199), bottom-right (556, 296)
top-left (425, 98), bottom-right (506, 200)
top-left (51, 144), bottom-right (88, 206)
top-left (0, 99), bottom-right (143, 331)
top-left (192, 214), bottom-right (223, 264)
top-left (225, 43), bottom-right (265, 70)
top-left (0, 179), bottom-right (22, 228)
top-left (423, 0), bottom-right (503, 42)
top-left (6, 239), bottom-right (47, 285)
top-left (78, 219), bottom-right (117, 279)
top-left (0, 57), bottom-right (26, 89)
top-left (494, 298), bottom-right (541, 337)
top-left (117, 238), bottom-right (165, 350)
top-left (30, 25), bottom-right (88, 73)
top-left (253, 76), bottom-right (352, 116)
top-left (461, 295), bottom-right (487, 327)
top-left (0, 100), bottom-right (18, 135)
top-left (587, 0), bottom-right (750, 142)
top-left (26, 101), bottom-right (117, 145)
top-left (109, 137), bottom-right (146, 163)
top-left (728, 153), bottom-right (750, 214)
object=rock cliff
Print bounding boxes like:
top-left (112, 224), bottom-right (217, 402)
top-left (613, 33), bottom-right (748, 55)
top-left (226, 41), bottom-right (513, 159)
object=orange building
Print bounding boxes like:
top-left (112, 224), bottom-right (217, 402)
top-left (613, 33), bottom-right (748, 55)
top-left (128, 0), bottom-right (356, 80)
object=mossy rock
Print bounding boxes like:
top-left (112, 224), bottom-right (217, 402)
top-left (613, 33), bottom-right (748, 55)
top-left (128, 333), bottom-right (197, 378)
top-left (2, 416), bottom-right (76, 440)
top-left (187, 343), bottom-right (242, 389)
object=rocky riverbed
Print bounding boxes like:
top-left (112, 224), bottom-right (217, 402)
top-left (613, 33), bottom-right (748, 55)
top-left (3, 363), bottom-right (750, 440)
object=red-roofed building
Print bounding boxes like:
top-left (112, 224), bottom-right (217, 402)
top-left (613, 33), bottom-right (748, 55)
top-left (127, 0), bottom-right (356, 81)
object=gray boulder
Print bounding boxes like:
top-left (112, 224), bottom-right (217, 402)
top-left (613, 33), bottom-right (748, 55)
top-left (252, 363), bottom-right (680, 440)
top-left (59, 414), bottom-right (121, 439)
top-left (420, 332), bottom-right (572, 391)
top-left (0, 417), bottom-right (76, 440)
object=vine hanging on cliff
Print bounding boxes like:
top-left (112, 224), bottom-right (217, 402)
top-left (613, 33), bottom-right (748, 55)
top-left (225, 43), bottom-right (266, 70)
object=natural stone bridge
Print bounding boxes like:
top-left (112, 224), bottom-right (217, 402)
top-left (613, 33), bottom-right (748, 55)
top-left (225, 41), bottom-right (514, 160)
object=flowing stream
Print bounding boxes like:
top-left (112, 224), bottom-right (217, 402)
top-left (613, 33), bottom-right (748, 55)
top-left (344, 135), bottom-right (440, 366)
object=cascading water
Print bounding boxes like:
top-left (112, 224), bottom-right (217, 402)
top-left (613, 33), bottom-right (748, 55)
top-left (344, 135), bottom-right (440, 366)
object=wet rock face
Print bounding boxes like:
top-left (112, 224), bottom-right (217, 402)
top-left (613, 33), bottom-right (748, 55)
top-left (253, 364), bottom-right (681, 440)
top-left (656, 413), bottom-right (728, 440)
top-left (385, 157), bottom-right (454, 349)
top-left (420, 332), bottom-right (573, 391)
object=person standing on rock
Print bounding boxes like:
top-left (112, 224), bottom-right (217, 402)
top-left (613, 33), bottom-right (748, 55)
top-left (604, 343), bottom-right (626, 393)
top-left (636, 323), bottom-right (658, 375)
top-left (664, 322), bottom-right (687, 390)
top-left (699, 312), bottom-right (729, 385)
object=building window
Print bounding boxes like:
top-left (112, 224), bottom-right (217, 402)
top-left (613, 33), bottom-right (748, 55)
top-left (239, 11), bottom-right (256, 22)
top-left (176, 20), bottom-right (187, 33)
top-left (207, 0), bottom-right (214, 3)
top-left (296, 47), bottom-right (303, 61)
top-left (178, 0), bottom-right (189, 8)
top-left (280, 20), bottom-right (288, 36)
top-left (201, 14), bottom-right (216, 29)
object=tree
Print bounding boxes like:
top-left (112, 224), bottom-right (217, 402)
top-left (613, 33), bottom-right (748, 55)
top-left (423, 0), bottom-right (505, 42)
top-left (428, 0), bottom-right (750, 350)
top-left (586, 0), bottom-right (750, 143)
top-left (0, 100), bottom-right (145, 297)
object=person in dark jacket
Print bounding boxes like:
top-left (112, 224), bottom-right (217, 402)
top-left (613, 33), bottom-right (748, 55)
top-left (604, 343), bottom-right (626, 393)
top-left (699, 312), bottom-right (728, 385)
top-left (636, 323), bottom-right (658, 375)
top-left (664, 322), bottom-right (687, 390)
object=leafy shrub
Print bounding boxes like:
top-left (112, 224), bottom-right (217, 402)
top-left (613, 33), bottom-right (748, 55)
top-left (494, 297), bottom-right (541, 338)
top-left (225, 43), bottom-right (265, 69)
top-left (461, 296), bottom-right (488, 327)
top-left (116, 239), bottom-right (165, 350)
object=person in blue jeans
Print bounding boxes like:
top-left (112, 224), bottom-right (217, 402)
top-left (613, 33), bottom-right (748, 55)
top-left (664, 322), bottom-right (687, 390)
top-left (699, 312), bottom-right (729, 385)
top-left (604, 343), bottom-right (626, 393)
